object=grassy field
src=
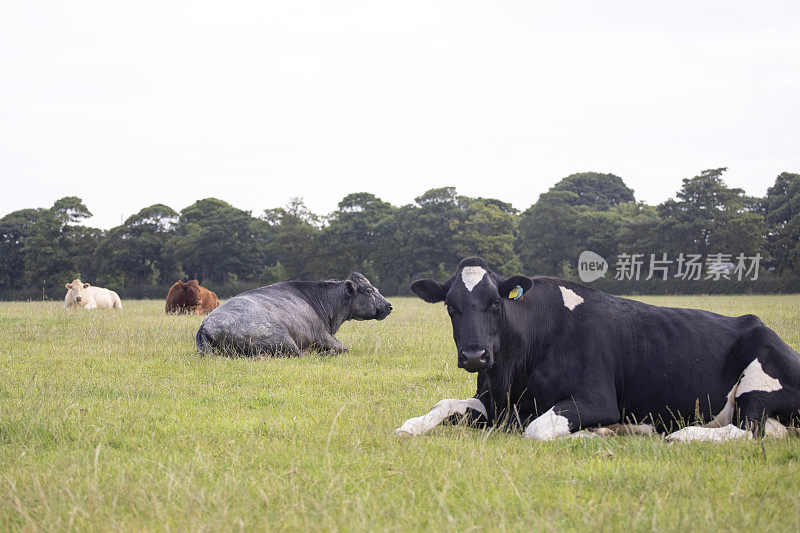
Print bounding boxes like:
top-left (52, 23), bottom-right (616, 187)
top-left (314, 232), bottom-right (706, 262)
top-left (2, 295), bottom-right (800, 531)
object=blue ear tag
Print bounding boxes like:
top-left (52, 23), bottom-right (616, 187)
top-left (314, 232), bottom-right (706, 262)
top-left (509, 285), bottom-right (524, 300)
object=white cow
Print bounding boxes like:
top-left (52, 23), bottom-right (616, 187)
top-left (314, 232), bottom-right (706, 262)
top-left (64, 279), bottom-right (122, 310)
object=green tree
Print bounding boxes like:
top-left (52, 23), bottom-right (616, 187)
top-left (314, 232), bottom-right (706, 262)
top-left (263, 198), bottom-right (323, 280)
top-left (22, 197), bottom-right (98, 289)
top-left (169, 199), bottom-right (265, 283)
top-left (615, 202), bottom-right (661, 254)
top-left (51, 196), bottom-right (92, 226)
top-left (0, 208), bottom-right (41, 289)
top-left (405, 187), bottom-right (466, 278)
top-left (450, 198), bottom-right (521, 274)
top-left (657, 168), bottom-right (766, 260)
top-left (762, 172), bottom-right (800, 227)
top-left (63, 224), bottom-right (104, 284)
top-left (382, 188), bottom-right (523, 286)
top-left (518, 173), bottom-right (639, 275)
top-left (324, 193), bottom-right (395, 280)
top-left (370, 204), bottom-right (414, 294)
top-left (572, 207), bottom-right (630, 264)
top-left (96, 204), bottom-right (179, 287)
top-left (550, 172), bottom-right (635, 210)
top-left (518, 190), bottom-right (581, 275)
top-left (761, 172), bottom-right (800, 273)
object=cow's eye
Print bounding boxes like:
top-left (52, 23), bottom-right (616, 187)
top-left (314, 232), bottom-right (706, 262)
top-left (491, 299), bottom-right (502, 312)
top-left (365, 287), bottom-right (373, 294)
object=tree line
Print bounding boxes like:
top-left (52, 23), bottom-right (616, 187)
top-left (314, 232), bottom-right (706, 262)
top-left (2, 168), bottom-right (800, 299)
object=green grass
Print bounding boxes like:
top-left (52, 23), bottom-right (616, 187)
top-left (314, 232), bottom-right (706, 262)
top-left (2, 295), bottom-right (800, 531)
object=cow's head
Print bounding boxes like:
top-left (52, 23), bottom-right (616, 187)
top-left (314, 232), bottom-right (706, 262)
top-left (65, 279), bottom-right (91, 306)
top-left (410, 257), bottom-right (532, 372)
top-left (177, 280), bottom-right (203, 306)
top-left (345, 272), bottom-right (392, 320)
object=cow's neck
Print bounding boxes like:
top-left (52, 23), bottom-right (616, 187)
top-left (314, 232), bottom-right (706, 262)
top-left (486, 319), bottom-right (528, 409)
top-left (293, 281), bottom-right (350, 334)
top-left (489, 283), bottom-right (554, 405)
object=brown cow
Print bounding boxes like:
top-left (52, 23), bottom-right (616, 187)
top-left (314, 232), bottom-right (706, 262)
top-left (165, 280), bottom-right (219, 315)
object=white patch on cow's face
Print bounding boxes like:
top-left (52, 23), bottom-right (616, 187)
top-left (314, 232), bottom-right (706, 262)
top-left (735, 359), bottom-right (782, 397)
top-left (395, 398), bottom-right (487, 437)
top-left (666, 424), bottom-right (752, 442)
top-left (461, 266), bottom-right (486, 292)
top-left (559, 286), bottom-right (584, 311)
top-left (524, 408), bottom-right (571, 440)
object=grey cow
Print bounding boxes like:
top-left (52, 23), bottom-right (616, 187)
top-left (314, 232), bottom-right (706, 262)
top-left (195, 273), bottom-right (392, 356)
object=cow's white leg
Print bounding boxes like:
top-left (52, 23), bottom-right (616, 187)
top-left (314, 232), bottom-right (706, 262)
top-left (395, 398), bottom-right (487, 437)
top-left (666, 424), bottom-right (753, 442)
top-left (524, 408), bottom-right (571, 440)
top-left (764, 417), bottom-right (788, 438)
top-left (704, 384), bottom-right (737, 428)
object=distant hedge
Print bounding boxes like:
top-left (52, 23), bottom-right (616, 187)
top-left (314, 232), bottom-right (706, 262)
top-left (6, 273), bottom-right (800, 303)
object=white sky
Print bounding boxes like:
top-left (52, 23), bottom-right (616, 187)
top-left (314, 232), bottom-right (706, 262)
top-left (2, 1), bottom-right (799, 228)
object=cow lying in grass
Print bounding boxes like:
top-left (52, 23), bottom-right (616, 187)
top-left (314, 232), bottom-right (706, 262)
top-left (64, 279), bottom-right (122, 310)
top-left (196, 273), bottom-right (392, 356)
top-left (166, 280), bottom-right (219, 315)
top-left (396, 257), bottom-right (800, 442)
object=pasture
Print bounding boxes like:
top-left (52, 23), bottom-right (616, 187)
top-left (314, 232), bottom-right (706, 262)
top-left (2, 295), bottom-right (800, 531)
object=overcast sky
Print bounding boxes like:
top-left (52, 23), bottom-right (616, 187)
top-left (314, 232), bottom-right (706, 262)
top-left (2, 1), bottom-right (799, 228)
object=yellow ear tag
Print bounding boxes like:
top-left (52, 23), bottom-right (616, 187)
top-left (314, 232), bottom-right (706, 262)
top-left (509, 285), bottom-right (523, 300)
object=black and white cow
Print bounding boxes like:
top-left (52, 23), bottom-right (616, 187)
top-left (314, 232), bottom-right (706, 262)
top-left (396, 257), bottom-right (800, 441)
top-left (196, 273), bottom-right (392, 356)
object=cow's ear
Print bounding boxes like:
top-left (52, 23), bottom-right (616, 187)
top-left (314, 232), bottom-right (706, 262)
top-left (345, 279), bottom-right (356, 296)
top-left (498, 276), bottom-right (533, 301)
top-left (410, 279), bottom-right (446, 303)
top-left (83, 283), bottom-right (91, 289)
top-left (188, 280), bottom-right (199, 286)
top-left (65, 283), bottom-right (71, 289)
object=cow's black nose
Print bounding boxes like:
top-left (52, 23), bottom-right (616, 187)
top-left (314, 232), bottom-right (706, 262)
top-left (459, 349), bottom-right (487, 372)
top-left (376, 304), bottom-right (392, 320)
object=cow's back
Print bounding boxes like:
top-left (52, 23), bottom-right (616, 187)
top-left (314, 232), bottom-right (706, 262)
top-left (200, 284), bottom-right (324, 349)
top-left (87, 286), bottom-right (122, 309)
top-left (558, 289), bottom-right (763, 426)
top-left (625, 305), bottom-right (753, 419)
top-left (198, 286), bottom-right (220, 313)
